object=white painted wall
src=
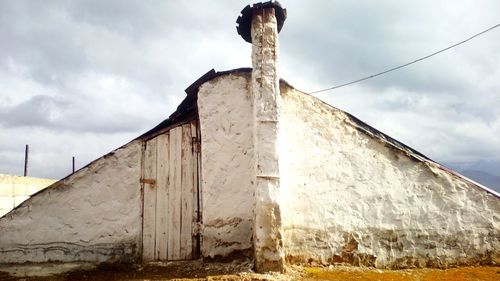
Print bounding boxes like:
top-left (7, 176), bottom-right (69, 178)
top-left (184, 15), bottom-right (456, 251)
top-left (279, 85), bottom-right (500, 268)
top-left (0, 174), bottom-right (56, 217)
top-left (0, 141), bottom-right (143, 263)
top-left (197, 72), bottom-right (255, 259)
top-left (2, 72), bottom-right (497, 269)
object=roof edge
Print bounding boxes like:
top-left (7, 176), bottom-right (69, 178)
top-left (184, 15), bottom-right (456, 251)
top-left (138, 68), bottom-right (254, 140)
top-left (291, 87), bottom-right (499, 198)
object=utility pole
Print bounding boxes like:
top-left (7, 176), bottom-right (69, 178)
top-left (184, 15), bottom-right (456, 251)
top-left (23, 144), bottom-right (29, 177)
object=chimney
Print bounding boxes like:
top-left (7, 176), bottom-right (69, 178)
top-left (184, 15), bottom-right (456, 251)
top-left (237, 1), bottom-right (287, 273)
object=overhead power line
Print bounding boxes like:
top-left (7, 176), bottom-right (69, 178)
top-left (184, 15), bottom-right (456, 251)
top-left (309, 23), bottom-right (500, 95)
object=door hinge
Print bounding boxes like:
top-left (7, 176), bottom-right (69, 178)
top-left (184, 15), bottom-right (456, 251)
top-left (192, 222), bottom-right (202, 236)
top-left (192, 137), bottom-right (201, 153)
top-left (140, 178), bottom-right (156, 186)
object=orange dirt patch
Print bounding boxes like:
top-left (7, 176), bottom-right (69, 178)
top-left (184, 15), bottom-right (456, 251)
top-left (303, 266), bottom-right (500, 281)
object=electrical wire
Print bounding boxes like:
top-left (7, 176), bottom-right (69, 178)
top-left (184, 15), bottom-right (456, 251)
top-left (308, 23), bottom-right (500, 95)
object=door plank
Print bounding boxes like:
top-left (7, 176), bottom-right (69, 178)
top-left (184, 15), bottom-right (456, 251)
top-left (167, 126), bottom-right (183, 260)
top-left (191, 121), bottom-right (200, 257)
top-left (180, 123), bottom-right (194, 259)
top-left (142, 138), bottom-right (157, 262)
top-left (155, 133), bottom-right (169, 260)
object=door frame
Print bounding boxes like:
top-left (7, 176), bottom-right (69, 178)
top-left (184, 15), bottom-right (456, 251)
top-left (140, 119), bottom-right (202, 262)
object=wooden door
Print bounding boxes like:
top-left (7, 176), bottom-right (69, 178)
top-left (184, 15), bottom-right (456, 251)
top-left (141, 121), bottom-right (200, 262)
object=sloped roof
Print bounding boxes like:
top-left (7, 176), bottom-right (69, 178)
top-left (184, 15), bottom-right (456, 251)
top-left (137, 68), bottom-right (252, 141)
top-left (3, 67), bottom-right (497, 220)
top-left (139, 68), bottom-right (498, 198)
top-left (139, 67), bottom-right (433, 161)
top-left (6, 68), bottom-right (496, 224)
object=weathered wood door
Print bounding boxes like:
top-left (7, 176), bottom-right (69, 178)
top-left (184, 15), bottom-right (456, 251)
top-left (141, 121), bottom-right (200, 261)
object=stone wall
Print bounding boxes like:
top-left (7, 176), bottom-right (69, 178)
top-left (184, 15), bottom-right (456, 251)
top-left (0, 174), bottom-right (56, 217)
top-left (0, 141), bottom-right (143, 263)
top-left (197, 72), bottom-right (255, 259)
top-left (279, 84), bottom-right (500, 268)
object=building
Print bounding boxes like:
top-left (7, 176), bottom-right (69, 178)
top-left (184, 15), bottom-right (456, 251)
top-left (0, 174), bottom-right (56, 217)
top-left (0, 2), bottom-right (498, 273)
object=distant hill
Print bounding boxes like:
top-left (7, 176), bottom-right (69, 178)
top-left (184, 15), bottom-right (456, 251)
top-left (443, 160), bottom-right (500, 193)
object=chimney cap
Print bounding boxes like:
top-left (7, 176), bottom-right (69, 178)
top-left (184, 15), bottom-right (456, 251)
top-left (236, 1), bottom-right (287, 43)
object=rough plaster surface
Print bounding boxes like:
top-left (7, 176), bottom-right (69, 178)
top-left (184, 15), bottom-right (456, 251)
top-left (0, 141), bottom-right (143, 264)
top-left (251, 8), bottom-right (285, 272)
top-left (0, 174), bottom-right (56, 217)
top-left (279, 85), bottom-right (500, 268)
top-left (197, 73), bottom-right (255, 259)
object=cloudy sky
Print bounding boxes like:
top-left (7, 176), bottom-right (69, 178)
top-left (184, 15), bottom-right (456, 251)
top-left (1, 0), bottom-right (499, 187)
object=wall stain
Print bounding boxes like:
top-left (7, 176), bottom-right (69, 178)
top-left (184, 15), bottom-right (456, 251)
top-left (205, 217), bottom-right (243, 228)
top-left (283, 226), bottom-right (499, 269)
top-left (0, 242), bottom-right (138, 263)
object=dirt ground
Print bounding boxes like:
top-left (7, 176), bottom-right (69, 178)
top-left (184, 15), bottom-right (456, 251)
top-left (0, 261), bottom-right (498, 281)
top-left (301, 265), bottom-right (500, 281)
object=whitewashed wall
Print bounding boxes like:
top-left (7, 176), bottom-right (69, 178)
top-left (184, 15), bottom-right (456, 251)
top-left (0, 174), bottom-right (56, 217)
top-left (0, 141), bottom-right (143, 263)
top-left (279, 85), bottom-right (500, 268)
top-left (197, 73), bottom-right (255, 259)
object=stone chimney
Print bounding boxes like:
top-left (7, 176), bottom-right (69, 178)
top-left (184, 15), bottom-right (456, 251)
top-left (237, 1), bottom-right (287, 273)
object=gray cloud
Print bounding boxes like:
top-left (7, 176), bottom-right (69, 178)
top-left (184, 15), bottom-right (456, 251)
top-left (0, 94), bottom-right (151, 133)
top-left (282, 0), bottom-right (500, 94)
top-left (0, 95), bottom-right (68, 127)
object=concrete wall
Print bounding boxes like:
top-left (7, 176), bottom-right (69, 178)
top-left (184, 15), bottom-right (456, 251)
top-left (0, 140), bottom-right (143, 263)
top-left (0, 174), bottom-right (56, 217)
top-left (279, 85), bottom-right (500, 268)
top-left (197, 72), bottom-right (255, 259)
